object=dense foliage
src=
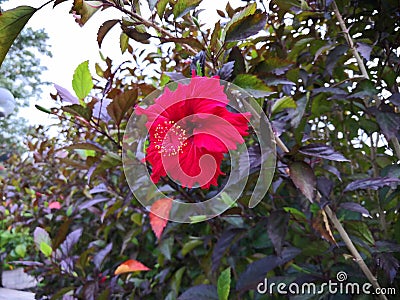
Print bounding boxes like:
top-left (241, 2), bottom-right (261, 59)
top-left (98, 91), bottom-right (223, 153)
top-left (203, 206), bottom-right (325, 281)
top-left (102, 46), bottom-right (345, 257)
top-left (1, 0), bottom-right (400, 299)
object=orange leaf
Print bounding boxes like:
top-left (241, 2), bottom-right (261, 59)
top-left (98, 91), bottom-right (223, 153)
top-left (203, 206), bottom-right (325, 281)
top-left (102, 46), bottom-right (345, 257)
top-left (114, 259), bottom-right (150, 275)
top-left (149, 198), bottom-right (173, 240)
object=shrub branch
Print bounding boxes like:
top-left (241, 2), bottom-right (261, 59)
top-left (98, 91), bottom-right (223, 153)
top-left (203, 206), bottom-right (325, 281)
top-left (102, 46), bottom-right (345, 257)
top-left (332, 1), bottom-right (400, 161)
top-left (274, 133), bottom-right (387, 300)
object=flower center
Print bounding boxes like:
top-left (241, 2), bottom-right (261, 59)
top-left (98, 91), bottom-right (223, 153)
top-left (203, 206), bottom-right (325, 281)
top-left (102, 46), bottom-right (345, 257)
top-left (154, 120), bottom-right (188, 157)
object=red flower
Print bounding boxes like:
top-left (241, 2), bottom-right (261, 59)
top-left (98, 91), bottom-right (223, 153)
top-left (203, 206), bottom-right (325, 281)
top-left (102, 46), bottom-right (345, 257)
top-left (136, 76), bottom-right (251, 189)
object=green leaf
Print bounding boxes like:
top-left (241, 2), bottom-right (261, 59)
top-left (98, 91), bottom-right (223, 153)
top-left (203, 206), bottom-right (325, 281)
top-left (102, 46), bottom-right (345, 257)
top-left (15, 244), bottom-right (27, 257)
top-left (222, 3), bottom-right (256, 41)
top-left (271, 96), bottom-right (296, 114)
top-left (92, 152), bottom-right (122, 178)
top-left (72, 60), bottom-right (93, 100)
top-left (0, 6), bottom-right (37, 67)
top-left (120, 32), bottom-right (129, 54)
top-left (71, 0), bottom-right (102, 26)
top-left (217, 268), bottom-right (231, 300)
top-left (346, 221), bottom-right (375, 246)
top-left (35, 104), bottom-right (52, 114)
top-left (189, 215), bottom-right (208, 223)
top-left (173, 0), bottom-right (202, 19)
top-left (273, 0), bottom-right (301, 11)
top-left (210, 21), bottom-right (221, 51)
top-left (156, 0), bottom-right (169, 18)
top-left (181, 239), bottom-right (203, 256)
top-left (40, 241), bottom-right (53, 257)
top-left (233, 74), bottom-right (273, 98)
top-left (225, 13), bottom-right (267, 42)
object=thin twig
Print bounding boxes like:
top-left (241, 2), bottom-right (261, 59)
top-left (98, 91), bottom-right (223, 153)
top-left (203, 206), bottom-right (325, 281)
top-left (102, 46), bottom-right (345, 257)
top-left (323, 205), bottom-right (385, 295)
top-left (100, 0), bottom-right (213, 69)
top-left (332, 1), bottom-right (368, 79)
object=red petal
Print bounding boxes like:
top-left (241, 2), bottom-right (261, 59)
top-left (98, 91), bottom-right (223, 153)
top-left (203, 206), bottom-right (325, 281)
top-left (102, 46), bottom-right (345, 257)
top-left (193, 111), bottom-right (250, 152)
top-left (114, 259), bottom-right (150, 275)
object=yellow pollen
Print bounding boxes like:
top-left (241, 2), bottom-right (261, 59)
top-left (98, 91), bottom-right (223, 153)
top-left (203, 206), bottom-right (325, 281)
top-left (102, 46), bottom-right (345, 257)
top-left (154, 120), bottom-right (188, 157)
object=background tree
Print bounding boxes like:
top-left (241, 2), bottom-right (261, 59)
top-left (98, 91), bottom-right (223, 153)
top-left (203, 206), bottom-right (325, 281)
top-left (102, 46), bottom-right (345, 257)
top-left (0, 14), bottom-right (51, 150)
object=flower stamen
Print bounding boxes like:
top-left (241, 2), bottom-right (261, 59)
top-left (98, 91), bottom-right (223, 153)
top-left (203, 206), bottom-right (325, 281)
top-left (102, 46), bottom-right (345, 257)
top-left (154, 120), bottom-right (188, 157)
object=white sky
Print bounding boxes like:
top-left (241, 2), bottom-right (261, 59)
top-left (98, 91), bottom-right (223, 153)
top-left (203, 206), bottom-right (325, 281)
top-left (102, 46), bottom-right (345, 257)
top-left (2, 0), bottom-right (239, 126)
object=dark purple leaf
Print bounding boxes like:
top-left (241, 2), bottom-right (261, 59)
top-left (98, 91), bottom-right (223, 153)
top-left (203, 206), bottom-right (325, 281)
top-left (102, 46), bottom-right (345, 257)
top-left (87, 162), bottom-right (98, 184)
top-left (312, 87), bottom-right (347, 95)
top-left (79, 197), bottom-right (109, 210)
top-left (121, 25), bottom-right (151, 43)
top-left (53, 219), bottom-right (73, 250)
top-left (340, 202), bottom-right (371, 218)
top-left (239, 144), bottom-right (262, 177)
top-left (190, 51), bottom-right (206, 76)
top-left (93, 98), bottom-right (111, 123)
top-left (60, 257), bottom-right (74, 275)
top-left (54, 84), bottom-right (79, 104)
top-left (93, 243), bottom-right (112, 269)
top-left (97, 19), bottom-right (119, 48)
top-left (374, 241), bottom-right (400, 253)
top-left (34, 227), bottom-right (51, 250)
top-left (236, 247), bottom-right (301, 292)
top-left (63, 104), bottom-right (93, 121)
top-left (289, 161), bottom-right (316, 202)
top-left (299, 144), bottom-right (350, 162)
top-left (217, 61), bottom-right (235, 81)
top-left (178, 285), bottom-right (218, 300)
top-left (356, 43), bottom-right (372, 61)
top-left (9, 261), bottom-right (44, 267)
top-left (326, 44), bottom-right (348, 75)
top-left (107, 89), bottom-right (138, 126)
top-left (387, 93), bottom-right (400, 106)
top-left (344, 177), bottom-right (400, 192)
top-left (228, 46), bottom-right (245, 78)
top-left (225, 13), bottom-right (267, 42)
top-left (290, 94), bottom-right (307, 128)
top-left (317, 176), bottom-right (333, 198)
top-left (60, 228), bottom-right (83, 257)
top-left (375, 252), bottom-right (399, 283)
top-left (89, 184), bottom-right (108, 194)
top-left (267, 210), bottom-right (289, 256)
top-left (64, 142), bottom-right (105, 153)
top-left (325, 165), bottom-right (342, 181)
top-left (83, 281), bottom-right (98, 300)
top-left (165, 72), bottom-right (187, 81)
top-left (211, 228), bottom-right (246, 272)
top-left (376, 111), bottom-right (400, 140)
